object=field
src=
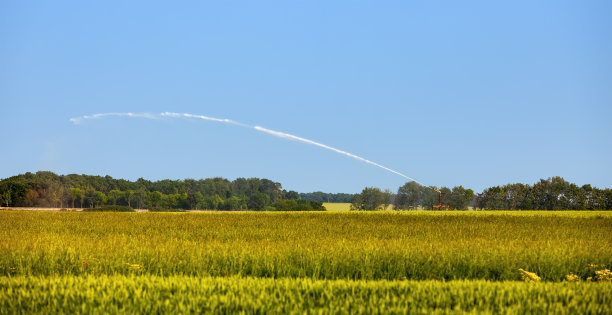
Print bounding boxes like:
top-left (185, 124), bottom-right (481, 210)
top-left (3, 276), bottom-right (611, 314)
top-left (323, 202), bottom-right (394, 211)
top-left (1, 211), bottom-right (611, 313)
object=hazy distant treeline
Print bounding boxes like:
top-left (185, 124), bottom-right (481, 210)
top-left (0, 171), bottom-right (324, 211)
top-left (299, 192), bottom-right (354, 203)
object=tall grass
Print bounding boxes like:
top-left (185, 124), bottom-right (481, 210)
top-left (1, 211), bottom-right (610, 281)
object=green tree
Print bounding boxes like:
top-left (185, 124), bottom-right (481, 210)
top-left (125, 190), bottom-right (134, 208)
top-left (258, 179), bottom-right (282, 202)
top-left (248, 192), bottom-right (269, 211)
top-left (309, 200), bottom-right (325, 210)
top-left (590, 188), bottom-right (607, 210)
top-left (274, 199), bottom-right (298, 211)
top-left (420, 187), bottom-right (439, 209)
top-left (1, 190), bottom-right (10, 207)
top-left (296, 199), bottom-right (313, 211)
top-left (282, 190), bottom-right (300, 200)
top-left (351, 187), bottom-right (391, 211)
top-left (202, 194), bottom-right (224, 210)
top-left (480, 186), bottom-right (507, 210)
top-left (71, 187), bottom-right (84, 208)
top-left (394, 181), bottom-right (421, 210)
top-left (605, 189), bottom-right (612, 210)
top-left (188, 191), bottom-right (205, 210)
top-left (448, 186), bottom-right (474, 210)
top-left (566, 183), bottom-right (586, 210)
top-left (60, 185), bottom-right (72, 209)
top-left (222, 196), bottom-right (245, 210)
top-left (108, 190), bottom-right (122, 205)
top-left (551, 176), bottom-right (571, 210)
top-left (47, 182), bottom-right (62, 208)
top-left (582, 185), bottom-right (606, 210)
top-left (504, 183), bottom-right (530, 210)
top-left (84, 187), bottom-right (97, 208)
top-left (230, 178), bottom-right (250, 197)
top-left (132, 189), bottom-right (147, 209)
top-left (163, 194), bottom-right (177, 209)
top-left (93, 191), bottom-right (107, 208)
top-left (163, 193), bottom-right (189, 209)
top-left (148, 191), bottom-right (163, 210)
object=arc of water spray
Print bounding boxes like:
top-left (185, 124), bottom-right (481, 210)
top-left (70, 112), bottom-right (424, 185)
top-left (253, 126), bottom-right (422, 184)
top-left (160, 112), bottom-right (249, 127)
top-left (69, 112), bottom-right (159, 124)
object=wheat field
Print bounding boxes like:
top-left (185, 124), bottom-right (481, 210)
top-left (1, 210), bottom-right (611, 313)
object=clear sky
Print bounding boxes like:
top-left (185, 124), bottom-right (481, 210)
top-left (1, 1), bottom-right (611, 194)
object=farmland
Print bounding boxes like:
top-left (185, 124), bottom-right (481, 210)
top-left (1, 211), bottom-right (611, 313)
top-left (2, 276), bottom-right (611, 314)
top-left (323, 202), bottom-right (393, 211)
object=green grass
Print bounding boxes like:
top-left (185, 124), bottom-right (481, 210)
top-left (1, 275), bottom-right (611, 314)
top-left (1, 211), bottom-right (610, 281)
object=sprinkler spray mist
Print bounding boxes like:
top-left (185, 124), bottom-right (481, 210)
top-left (70, 112), bottom-right (425, 185)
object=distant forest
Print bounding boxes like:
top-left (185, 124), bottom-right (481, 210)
top-left (299, 192), bottom-right (354, 203)
top-left (0, 171), bottom-right (323, 211)
top-left (0, 172), bottom-right (610, 210)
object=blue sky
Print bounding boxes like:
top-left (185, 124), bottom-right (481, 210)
top-left (1, 1), bottom-right (611, 193)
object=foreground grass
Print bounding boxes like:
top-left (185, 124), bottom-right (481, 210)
top-left (1, 211), bottom-right (610, 281)
top-left (1, 275), bottom-right (610, 314)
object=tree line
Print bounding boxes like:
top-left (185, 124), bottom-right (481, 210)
top-left (299, 192), bottom-right (354, 203)
top-left (393, 182), bottom-right (475, 210)
top-left (474, 176), bottom-right (612, 210)
top-left (351, 183), bottom-right (474, 210)
top-left (1, 172), bottom-right (609, 211)
top-left (352, 177), bottom-right (611, 210)
top-left (0, 171), bottom-right (324, 211)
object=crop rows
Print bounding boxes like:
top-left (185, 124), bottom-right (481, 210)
top-left (1, 211), bottom-right (610, 281)
top-left (1, 275), bottom-right (611, 314)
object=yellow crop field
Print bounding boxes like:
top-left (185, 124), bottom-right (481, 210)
top-left (323, 202), bottom-right (395, 211)
top-left (2, 276), bottom-right (611, 314)
top-left (1, 210), bottom-right (611, 313)
top-left (322, 202), bottom-right (351, 210)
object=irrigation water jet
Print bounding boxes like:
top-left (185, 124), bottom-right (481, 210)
top-left (70, 112), bottom-right (424, 185)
